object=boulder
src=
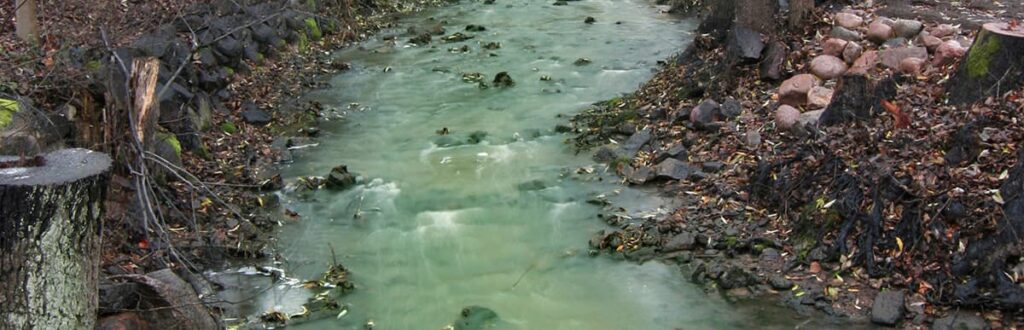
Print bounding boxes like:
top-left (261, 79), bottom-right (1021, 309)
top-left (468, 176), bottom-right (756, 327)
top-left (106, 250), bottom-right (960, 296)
top-left (900, 57), bottom-right (925, 75)
top-left (893, 19), bottom-right (923, 39)
top-left (879, 46), bottom-right (928, 69)
top-left (809, 55), bottom-right (848, 80)
top-left (842, 42), bottom-right (863, 64)
top-left (830, 26), bottom-right (861, 41)
top-left (616, 128), bottom-right (652, 158)
top-left (774, 104), bottom-right (801, 130)
top-left (834, 12), bottom-right (863, 29)
top-left (663, 232), bottom-right (696, 252)
top-left (690, 99), bottom-right (721, 125)
top-left (325, 165), bottom-right (357, 191)
top-left (729, 27), bottom-right (765, 62)
top-left (807, 86), bottom-right (834, 109)
top-left (822, 38), bottom-right (849, 57)
top-left (870, 290), bottom-right (906, 326)
top-left (932, 40), bottom-right (965, 66)
top-left (867, 21), bottom-right (894, 44)
top-left (778, 74), bottom-right (819, 105)
top-left (931, 312), bottom-right (989, 330)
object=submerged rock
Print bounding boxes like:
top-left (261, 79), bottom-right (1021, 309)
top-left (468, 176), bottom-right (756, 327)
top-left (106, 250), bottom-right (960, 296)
top-left (453, 306), bottom-right (499, 330)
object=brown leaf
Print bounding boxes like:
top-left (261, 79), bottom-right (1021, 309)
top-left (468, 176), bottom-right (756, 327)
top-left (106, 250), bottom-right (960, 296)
top-left (882, 100), bottom-right (910, 129)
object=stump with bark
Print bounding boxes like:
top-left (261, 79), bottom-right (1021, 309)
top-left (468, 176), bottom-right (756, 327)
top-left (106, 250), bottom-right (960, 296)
top-left (1, 148), bottom-right (112, 329)
top-left (948, 22), bottom-right (1024, 105)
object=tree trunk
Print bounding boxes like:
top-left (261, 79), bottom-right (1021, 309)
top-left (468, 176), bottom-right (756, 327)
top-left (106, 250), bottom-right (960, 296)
top-left (14, 0), bottom-right (40, 44)
top-left (1, 148), bottom-right (112, 329)
top-left (948, 22), bottom-right (1024, 105)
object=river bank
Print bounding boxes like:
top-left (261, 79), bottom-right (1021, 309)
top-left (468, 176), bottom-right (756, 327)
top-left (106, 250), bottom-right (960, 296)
top-left (575, 0), bottom-right (1024, 328)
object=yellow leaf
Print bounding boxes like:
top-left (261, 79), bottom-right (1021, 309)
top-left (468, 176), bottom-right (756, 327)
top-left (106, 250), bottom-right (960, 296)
top-left (896, 237), bottom-right (904, 253)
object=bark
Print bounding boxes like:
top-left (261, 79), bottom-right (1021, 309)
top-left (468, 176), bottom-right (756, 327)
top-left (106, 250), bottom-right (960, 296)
top-left (0, 148), bottom-right (112, 330)
top-left (819, 74), bottom-right (898, 125)
top-left (14, 0), bottom-right (40, 44)
top-left (947, 22), bottom-right (1024, 105)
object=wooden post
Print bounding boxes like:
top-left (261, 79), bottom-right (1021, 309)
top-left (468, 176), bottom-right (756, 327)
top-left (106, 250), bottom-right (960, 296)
top-left (0, 148), bottom-right (112, 329)
top-left (948, 22), bottom-right (1024, 105)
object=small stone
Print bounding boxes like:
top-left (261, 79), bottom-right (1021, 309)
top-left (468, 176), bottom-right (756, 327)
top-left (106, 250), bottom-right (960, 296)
top-left (690, 99), bottom-right (721, 125)
top-left (893, 19), bottom-right (923, 38)
top-left (774, 104), bottom-right (801, 130)
top-left (809, 55), bottom-right (848, 80)
top-left (584, 16), bottom-right (596, 24)
top-left (663, 232), bottom-right (696, 252)
top-left (769, 275), bottom-right (793, 290)
top-left (879, 46), bottom-right (928, 69)
top-left (920, 35), bottom-right (943, 52)
top-left (745, 130), bottom-right (761, 148)
top-left (807, 86), bottom-right (834, 109)
top-left (574, 58), bottom-right (592, 66)
top-left (871, 290), bottom-right (906, 326)
top-left (848, 50), bottom-right (879, 75)
top-left (929, 24), bottom-right (958, 38)
top-left (842, 42), bottom-right (863, 64)
top-left (779, 74), bottom-right (819, 105)
top-left (933, 40), bottom-right (966, 66)
top-left (798, 109), bottom-right (824, 128)
top-left (326, 165), bottom-right (357, 191)
top-left (900, 57), bottom-right (925, 75)
top-left (240, 102), bottom-right (271, 125)
top-left (720, 98), bottom-right (743, 118)
top-left (492, 72), bottom-right (515, 87)
top-left (830, 26), bottom-right (861, 41)
top-left (867, 21), bottom-right (894, 44)
top-left (834, 12), bottom-right (863, 29)
top-left (882, 37), bottom-right (909, 49)
top-left (760, 248), bottom-right (781, 261)
top-left (822, 38), bottom-right (849, 57)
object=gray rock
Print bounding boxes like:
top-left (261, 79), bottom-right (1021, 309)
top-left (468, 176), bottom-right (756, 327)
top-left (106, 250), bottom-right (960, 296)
top-left (720, 98), bottom-right (743, 118)
top-left (616, 128), bottom-right (652, 158)
top-left (325, 165), bottom-right (356, 191)
top-left (769, 275), bottom-right (793, 290)
top-left (240, 102), bottom-right (272, 125)
top-left (690, 99), bottom-right (721, 125)
top-left (879, 46), bottom-right (928, 69)
top-left (798, 109), bottom-right (825, 128)
top-left (623, 166), bottom-right (654, 184)
top-left (842, 41), bottom-right (863, 64)
top-left (931, 312), bottom-right (989, 330)
top-left (663, 232), bottom-right (696, 252)
top-left (760, 41), bottom-right (788, 80)
top-left (655, 158), bottom-right (699, 181)
top-left (718, 266), bottom-right (755, 290)
top-left (701, 161), bottom-right (725, 173)
top-left (871, 290), bottom-right (906, 326)
top-left (830, 26), bottom-right (861, 41)
top-left (760, 247), bottom-right (781, 261)
top-left (893, 19), bottom-right (923, 39)
top-left (729, 27), bottom-right (764, 62)
top-left (593, 147), bottom-right (618, 163)
top-left (745, 130), bottom-right (761, 148)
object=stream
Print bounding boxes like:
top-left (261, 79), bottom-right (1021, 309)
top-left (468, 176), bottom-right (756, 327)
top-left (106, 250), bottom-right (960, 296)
top-left (219, 1), bottom-right (861, 329)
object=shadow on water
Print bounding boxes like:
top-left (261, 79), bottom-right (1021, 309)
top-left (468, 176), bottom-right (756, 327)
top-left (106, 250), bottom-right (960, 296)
top-left (216, 1), bottom-right (877, 329)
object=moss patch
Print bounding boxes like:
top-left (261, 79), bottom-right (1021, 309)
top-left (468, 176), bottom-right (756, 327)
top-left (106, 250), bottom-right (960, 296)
top-left (0, 98), bottom-right (19, 129)
top-left (297, 32), bottom-right (310, 53)
top-left (159, 132), bottom-right (182, 156)
top-left (967, 30), bottom-right (1000, 79)
top-left (221, 121), bottom-right (239, 134)
top-left (305, 18), bottom-right (323, 41)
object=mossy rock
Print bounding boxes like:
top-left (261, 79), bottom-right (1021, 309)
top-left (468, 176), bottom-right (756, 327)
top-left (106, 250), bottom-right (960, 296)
top-left (305, 18), bottom-right (323, 41)
top-left (157, 132), bottom-right (182, 156)
top-left (297, 32), bottom-right (311, 53)
top-left (0, 98), bottom-right (20, 129)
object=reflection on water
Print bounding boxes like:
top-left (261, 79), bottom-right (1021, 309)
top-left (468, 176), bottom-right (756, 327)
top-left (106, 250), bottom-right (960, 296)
top-left (220, 1), bottom-right (866, 329)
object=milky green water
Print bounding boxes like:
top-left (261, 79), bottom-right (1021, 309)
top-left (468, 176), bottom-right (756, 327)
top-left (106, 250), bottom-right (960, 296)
top-left (223, 1), bottom-right (856, 329)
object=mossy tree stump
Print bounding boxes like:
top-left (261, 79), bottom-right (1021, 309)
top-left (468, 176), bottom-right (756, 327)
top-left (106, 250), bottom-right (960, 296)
top-left (948, 22), bottom-right (1024, 105)
top-left (1, 149), bottom-right (112, 329)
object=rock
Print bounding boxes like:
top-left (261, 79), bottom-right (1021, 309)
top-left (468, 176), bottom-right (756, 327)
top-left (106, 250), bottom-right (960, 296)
top-left (867, 21), bottom-right (894, 44)
top-left (822, 38), bottom-right (849, 57)
top-left (760, 41), bottom-right (788, 80)
top-left (584, 16), bottom-right (596, 24)
top-left (798, 109), bottom-right (824, 128)
top-left (720, 98), bottom-right (742, 118)
top-left (96, 313), bottom-right (148, 330)
top-left (842, 41), bottom-right (863, 64)
top-left (848, 50), bottom-right (879, 75)
top-left (760, 248), bottom-right (781, 261)
top-left (931, 312), bottom-right (989, 330)
top-left (769, 275), bottom-right (793, 290)
top-left (240, 102), bottom-right (271, 125)
top-left (809, 55), bottom-right (848, 80)
top-left (779, 74), bottom-right (819, 105)
top-left (655, 158), bottom-right (699, 181)
top-left (932, 40), bottom-right (965, 66)
top-left (834, 12), bottom-right (863, 29)
top-left (465, 24), bottom-right (486, 32)
top-left (882, 37), bottom-right (909, 49)
top-left (929, 24), bottom-right (958, 38)
top-left (141, 269), bottom-right (218, 329)
top-left (215, 35), bottom-right (244, 58)
top-left (616, 128), bottom-right (652, 158)
top-left (830, 26), bottom-right (861, 41)
top-left (593, 147), bottom-right (617, 163)
top-left (774, 105), bottom-right (801, 130)
top-left (690, 99), bottom-right (721, 125)
top-left (879, 46), bottom-right (928, 69)
top-left (453, 306), bottom-right (499, 330)
top-left (729, 27), bottom-right (765, 62)
top-left (900, 57), bottom-right (925, 75)
top-left (702, 161), bottom-right (725, 172)
top-left (807, 86), bottom-right (834, 109)
top-left (893, 19), bottom-right (923, 38)
top-left (624, 166), bottom-right (655, 184)
top-left (920, 35), bottom-right (943, 52)
top-left (0, 132), bottom-right (40, 157)
top-left (718, 266), bottom-right (755, 290)
top-left (492, 72), bottom-right (515, 87)
top-left (744, 130), bottom-right (761, 148)
top-left (517, 179), bottom-right (548, 191)
top-left (573, 58), bottom-right (592, 66)
top-left (654, 144), bottom-right (688, 163)
top-left (98, 281), bottom-right (142, 315)
top-left (871, 290), bottom-right (906, 326)
top-left (325, 165), bottom-right (356, 191)
top-left (663, 232), bottom-right (696, 252)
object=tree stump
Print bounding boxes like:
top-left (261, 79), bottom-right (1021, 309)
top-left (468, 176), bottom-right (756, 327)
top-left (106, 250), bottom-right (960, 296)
top-left (948, 22), bottom-right (1024, 105)
top-left (1, 148), bottom-right (112, 329)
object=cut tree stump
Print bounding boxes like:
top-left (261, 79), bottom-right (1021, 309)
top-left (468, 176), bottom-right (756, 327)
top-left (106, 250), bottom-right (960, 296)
top-left (1, 148), bottom-right (112, 329)
top-left (948, 22), bottom-right (1024, 105)
top-left (820, 74), bottom-right (898, 125)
